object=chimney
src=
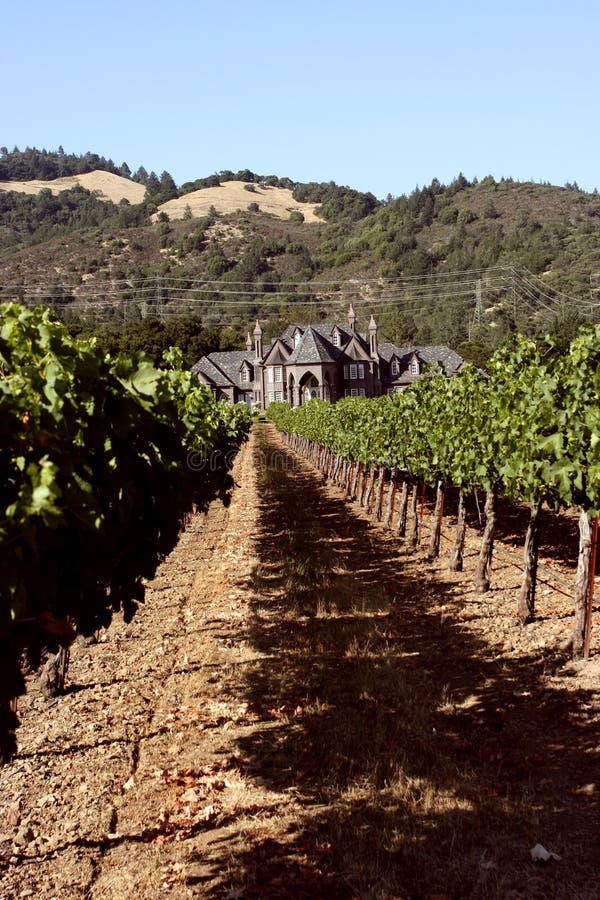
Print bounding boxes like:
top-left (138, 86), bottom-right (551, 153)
top-left (348, 303), bottom-right (356, 332)
top-left (368, 314), bottom-right (378, 359)
top-left (253, 320), bottom-right (263, 360)
top-left (246, 331), bottom-right (252, 352)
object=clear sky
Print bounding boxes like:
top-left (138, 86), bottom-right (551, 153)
top-left (4, 0), bottom-right (599, 199)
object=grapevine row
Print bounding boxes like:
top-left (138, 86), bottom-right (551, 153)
top-left (267, 328), bottom-right (600, 659)
top-left (0, 303), bottom-right (251, 761)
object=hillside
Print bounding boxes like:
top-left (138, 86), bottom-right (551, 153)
top-left (0, 170), bottom-right (146, 205)
top-left (156, 180), bottom-right (322, 223)
top-left (1, 148), bottom-right (600, 354)
top-left (0, 173), bottom-right (321, 222)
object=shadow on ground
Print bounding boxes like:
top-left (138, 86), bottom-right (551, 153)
top-left (195, 426), bottom-right (600, 899)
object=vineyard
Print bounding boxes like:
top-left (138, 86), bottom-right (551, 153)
top-left (0, 303), bottom-right (251, 761)
top-left (0, 424), bottom-right (598, 898)
top-left (267, 328), bottom-right (600, 659)
top-left (1, 311), bottom-right (600, 896)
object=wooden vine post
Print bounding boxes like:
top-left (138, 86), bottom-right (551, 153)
top-left (572, 510), bottom-right (592, 657)
top-left (475, 487), bottom-right (497, 593)
top-left (408, 482), bottom-right (420, 547)
top-left (362, 464), bottom-right (376, 510)
top-left (396, 480), bottom-right (409, 536)
top-left (428, 480), bottom-right (445, 560)
top-left (373, 467), bottom-right (386, 521)
top-left (351, 462), bottom-right (362, 499)
top-left (517, 501), bottom-right (542, 624)
top-left (383, 468), bottom-right (398, 528)
top-left (572, 512), bottom-right (598, 658)
top-left (583, 517), bottom-right (598, 659)
top-left (449, 489), bottom-right (467, 572)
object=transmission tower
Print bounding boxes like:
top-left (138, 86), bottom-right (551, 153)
top-left (468, 278), bottom-right (484, 341)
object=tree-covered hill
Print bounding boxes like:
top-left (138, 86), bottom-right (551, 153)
top-left (1, 148), bottom-right (600, 360)
top-left (0, 146), bottom-right (128, 181)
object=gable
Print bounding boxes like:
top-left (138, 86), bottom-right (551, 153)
top-left (288, 326), bottom-right (342, 365)
top-left (341, 334), bottom-right (372, 362)
top-left (262, 338), bottom-right (292, 366)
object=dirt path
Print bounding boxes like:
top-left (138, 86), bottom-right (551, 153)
top-left (1, 425), bottom-right (599, 899)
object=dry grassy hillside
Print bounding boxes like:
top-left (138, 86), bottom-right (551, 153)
top-left (0, 171), bottom-right (146, 205)
top-left (157, 180), bottom-right (322, 223)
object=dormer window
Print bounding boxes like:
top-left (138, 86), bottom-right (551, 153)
top-left (241, 364), bottom-right (251, 383)
top-left (293, 330), bottom-right (301, 348)
top-left (391, 359), bottom-right (399, 376)
top-left (410, 358), bottom-right (420, 376)
top-left (332, 329), bottom-right (341, 347)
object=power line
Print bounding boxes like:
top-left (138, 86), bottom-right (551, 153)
top-left (3, 265), bottom-right (598, 333)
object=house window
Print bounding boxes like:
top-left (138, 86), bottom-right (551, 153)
top-left (332, 330), bottom-right (340, 347)
top-left (344, 363), bottom-right (365, 380)
top-left (268, 366), bottom-right (283, 383)
top-left (410, 359), bottom-right (420, 376)
top-left (294, 331), bottom-right (301, 348)
top-left (274, 390), bottom-right (283, 402)
top-left (241, 366), bottom-right (250, 383)
top-left (268, 391), bottom-right (275, 403)
top-left (391, 360), bottom-right (398, 376)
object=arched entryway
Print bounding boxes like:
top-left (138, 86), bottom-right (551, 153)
top-left (299, 373), bottom-right (320, 404)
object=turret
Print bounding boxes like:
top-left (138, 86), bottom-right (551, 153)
top-left (348, 303), bottom-right (356, 332)
top-left (246, 331), bottom-right (252, 352)
top-left (253, 320), bottom-right (263, 360)
top-left (368, 313), bottom-right (378, 359)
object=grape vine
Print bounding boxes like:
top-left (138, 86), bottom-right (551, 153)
top-left (0, 304), bottom-right (251, 761)
top-left (267, 327), bottom-right (600, 656)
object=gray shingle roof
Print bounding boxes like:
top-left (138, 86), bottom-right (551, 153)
top-left (281, 322), bottom-right (369, 351)
top-left (287, 326), bottom-right (344, 364)
top-left (191, 356), bottom-right (232, 388)
top-left (378, 343), bottom-right (463, 377)
top-left (192, 350), bottom-right (255, 388)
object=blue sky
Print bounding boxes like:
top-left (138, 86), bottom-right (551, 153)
top-left (4, 0), bottom-right (599, 198)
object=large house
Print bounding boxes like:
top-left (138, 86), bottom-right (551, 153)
top-left (191, 305), bottom-right (463, 410)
